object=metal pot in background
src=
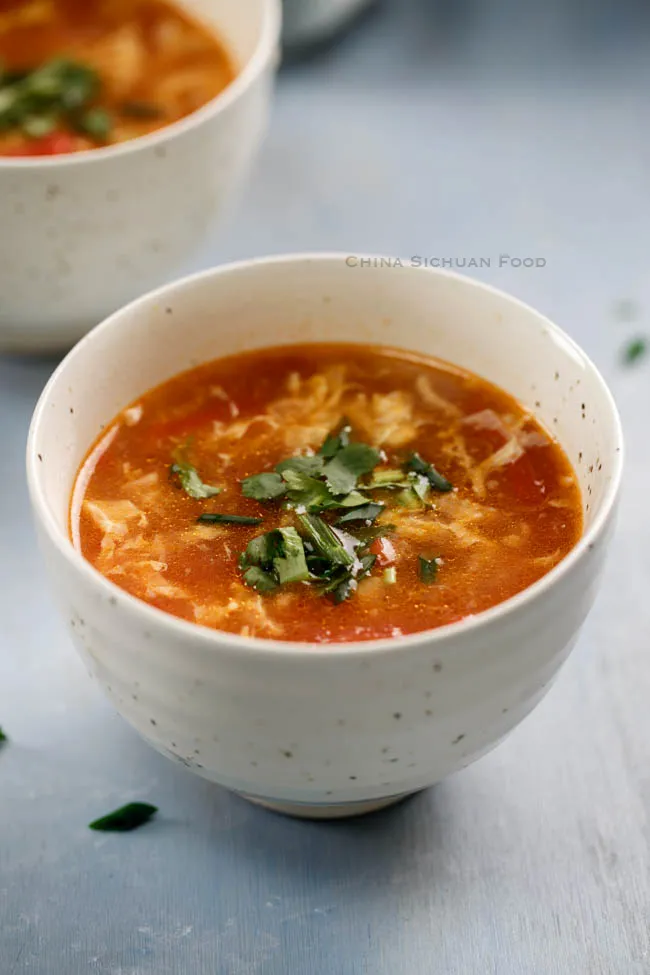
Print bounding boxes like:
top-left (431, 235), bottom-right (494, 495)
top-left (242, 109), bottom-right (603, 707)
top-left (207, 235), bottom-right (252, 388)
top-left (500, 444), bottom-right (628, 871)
top-left (281, 0), bottom-right (378, 57)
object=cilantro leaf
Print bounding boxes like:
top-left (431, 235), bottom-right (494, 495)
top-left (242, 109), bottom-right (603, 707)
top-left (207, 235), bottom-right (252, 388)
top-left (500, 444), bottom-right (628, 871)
top-left (324, 443), bottom-right (381, 495)
top-left (243, 566), bottom-right (278, 593)
top-left (319, 418), bottom-right (352, 458)
top-left (240, 532), bottom-right (283, 569)
top-left (273, 527), bottom-right (309, 584)
top-left (0, 727), bottom-right (7, 744)
top-left (418, 556), bottom-right (439, 583)
top-left (241, 472), bottom-right (286, 501)
top-left (197, 513), bottom-right (263, 526)
top-left (406, 452), bottom-right (453, 492)
top-left (335, 503), bottom-right (384, 525)
top-left (276, 455), bottom-right (324, 476)
top-left (89, 802), bottom-right (157, 832)
top-left (170, 460), bottom-right (221, 499)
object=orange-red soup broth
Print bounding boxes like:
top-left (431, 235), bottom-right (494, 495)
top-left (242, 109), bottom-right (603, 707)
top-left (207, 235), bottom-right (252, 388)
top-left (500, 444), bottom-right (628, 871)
top-left (71, 344), bottom-right (583, 643)
top-left (0, 0), bottom-right (234, 155)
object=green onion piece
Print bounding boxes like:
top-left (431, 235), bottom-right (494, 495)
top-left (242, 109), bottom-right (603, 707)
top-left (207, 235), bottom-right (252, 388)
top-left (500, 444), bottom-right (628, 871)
top-left (408, 472), bottom-right (430, 503)
top-left (406, 452), bottom-right (453, 492)
top-left (89, 802), bottom-right (157, 832)
top-left (243, 566), bottom-right (278, 593)
top-left (418, 556), bottom-right (439, 583)
top-left (197, 513), bottom-right (263, 526)
top-left (365, 469), bottom-right (408, 489)
top-left (170, 459), bottom-right (221, 499)
top-left (397, 487), bottom-right (423, 509)
top-left (28, 59), bottom-right (99, 107)
top-left (273, 527), bottom-right (309, 584)
top-left (241, 472), bottom-right (286, 501)
top-left (297, 513), bottom-right (354, 566)
top-left (21, 114), bottom-right (58, 138)
top-left (78, 106), bottom-right (112, 139)
top-left (384, 566), bottom-right (397, 585)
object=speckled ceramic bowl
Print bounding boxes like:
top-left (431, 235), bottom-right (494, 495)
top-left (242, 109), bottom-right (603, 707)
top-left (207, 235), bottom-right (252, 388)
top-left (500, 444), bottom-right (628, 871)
top-left (26, 254), bottom-right (623, 819)
top-left (0, 0), bottom-right (281, 354)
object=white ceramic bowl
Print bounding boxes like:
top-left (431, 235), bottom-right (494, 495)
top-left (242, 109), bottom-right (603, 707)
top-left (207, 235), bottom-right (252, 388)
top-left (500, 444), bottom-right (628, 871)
top-left (0, 0), bottom-right (281, 354)
top-left (26, 254), bottom-right (623, 819)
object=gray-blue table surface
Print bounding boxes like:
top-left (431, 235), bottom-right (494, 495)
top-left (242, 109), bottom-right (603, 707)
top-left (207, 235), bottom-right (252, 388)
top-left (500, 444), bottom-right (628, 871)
top-left (2, 2), bottom-right (650, 972)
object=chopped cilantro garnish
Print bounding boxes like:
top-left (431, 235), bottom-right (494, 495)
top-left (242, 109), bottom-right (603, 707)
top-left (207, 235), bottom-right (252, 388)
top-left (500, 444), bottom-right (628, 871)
top-left (276, 455), bottom-right (325, 476)
top-left (406, 452), bottom-right (453, 492)
top-left (241, 527), bottom-right (308, 590)
top-left (89, 802), bottom-right (157, 832)
top-left (240, 532), bottom-right (283, 569)
top-left (197, 513), bottom-right (263, 526)
top-left (319, 418), bottom-right (352, 458)
top-left (323, 442), bottom-right (381, 495)
top-left (243, 566), bottom-right (278, 593)
top-left (418, 556), bottom-right (439, 583)
top-left (335, 503), bottom-right (384, 525)
top-left (170, 456), bottom-right (220, 499)
top-left (273, 527), bottom-right (309, 584)
top-left (241, 472), bottom-right (286, 501)
top-left (279, 470), bottom-right (334, 511)
top-left (0, 727), bottom-right (7, 744)
top-left (178, 415), bottom-right (452, 606)
top-left (622, 336), bottom-right (647, 365)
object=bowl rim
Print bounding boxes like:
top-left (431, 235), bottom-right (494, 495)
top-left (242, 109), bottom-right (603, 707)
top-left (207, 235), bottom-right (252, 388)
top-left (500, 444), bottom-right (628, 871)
top-left (26, 252), bottom-right (625, 658)
top-left (0, 0), bottom-right (281, 172)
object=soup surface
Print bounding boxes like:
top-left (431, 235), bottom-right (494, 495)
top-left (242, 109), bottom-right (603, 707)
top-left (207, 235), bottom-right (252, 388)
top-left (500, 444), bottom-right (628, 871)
top-left (0, 0), bottom-right (234, 156)
top-left (71, 343), bottom-right (583, 643)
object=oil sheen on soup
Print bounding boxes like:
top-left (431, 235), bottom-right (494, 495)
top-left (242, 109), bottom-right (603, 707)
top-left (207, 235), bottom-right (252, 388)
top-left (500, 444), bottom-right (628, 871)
top-left (71, 344), bottom-right (583, 643)
top-left (0, 0), bottom-right (234, 156)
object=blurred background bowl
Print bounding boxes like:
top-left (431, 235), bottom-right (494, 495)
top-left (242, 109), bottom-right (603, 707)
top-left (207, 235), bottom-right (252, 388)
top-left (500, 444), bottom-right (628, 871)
top-left (0, 0), bottom-right (281, 355)
top-left (281, 0), bottom-right (376, 53)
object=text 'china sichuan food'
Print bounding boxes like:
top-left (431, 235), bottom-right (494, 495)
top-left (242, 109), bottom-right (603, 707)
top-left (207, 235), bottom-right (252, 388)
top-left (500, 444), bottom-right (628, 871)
top-left (70, 344), bottom-right (583, 643)
top-left (0, 0), bottom-right (234, 156)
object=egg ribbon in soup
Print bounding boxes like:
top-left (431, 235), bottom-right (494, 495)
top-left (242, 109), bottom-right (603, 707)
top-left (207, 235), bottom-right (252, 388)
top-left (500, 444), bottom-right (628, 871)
top-left (0, 0), bottom-right (234, 156)
top-left (71, 344), bottom-right (583, 644)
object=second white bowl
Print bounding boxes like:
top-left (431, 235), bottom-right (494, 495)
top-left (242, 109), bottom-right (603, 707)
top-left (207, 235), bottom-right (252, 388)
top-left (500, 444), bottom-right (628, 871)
top-left (0, 0), bottom-right (281, 354)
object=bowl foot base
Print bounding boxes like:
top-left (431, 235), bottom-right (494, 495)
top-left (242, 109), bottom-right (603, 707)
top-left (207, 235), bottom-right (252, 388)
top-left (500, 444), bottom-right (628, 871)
top-left (238, 791), bottom-right (415, 819)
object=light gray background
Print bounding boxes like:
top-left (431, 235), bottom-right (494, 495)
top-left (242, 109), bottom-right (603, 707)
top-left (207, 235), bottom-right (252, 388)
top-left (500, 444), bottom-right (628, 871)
top-left (2, 2), bottom-right (649, 972)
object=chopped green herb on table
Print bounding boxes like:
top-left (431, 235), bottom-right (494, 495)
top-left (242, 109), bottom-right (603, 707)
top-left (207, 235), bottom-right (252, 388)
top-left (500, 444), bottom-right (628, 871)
top-left (622, 337), bottom-right (647, 366)
top-left (89, 802), bottom-right (158, 832)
